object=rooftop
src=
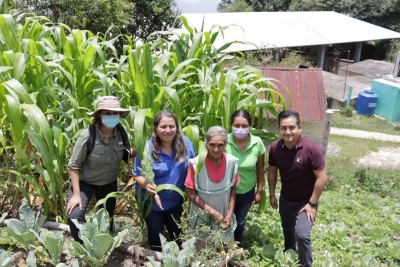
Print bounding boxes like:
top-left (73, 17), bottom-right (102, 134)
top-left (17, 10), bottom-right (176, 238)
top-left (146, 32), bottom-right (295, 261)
top-left (260, 67), bottom-right (327, 121)
top-left (179, 12), bottom-right (400, 52)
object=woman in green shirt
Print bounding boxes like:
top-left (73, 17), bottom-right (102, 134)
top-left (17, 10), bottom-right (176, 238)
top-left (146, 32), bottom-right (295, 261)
top-left (225, 110), bottom-right (266, 247)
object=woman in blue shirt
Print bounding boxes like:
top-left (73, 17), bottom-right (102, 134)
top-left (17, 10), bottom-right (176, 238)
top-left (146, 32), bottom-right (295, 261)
top-left (133, 110), bottom-right (196, 251)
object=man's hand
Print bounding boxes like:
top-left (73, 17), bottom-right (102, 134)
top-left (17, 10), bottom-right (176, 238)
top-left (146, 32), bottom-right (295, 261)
top-left (254, 191), bottom-right (262, 204)
top-left (300, 203), bottom-right (317, 223)
top-left (269, 195), bottom-right (278, 209)
top-left (67, 195), bottom-right (82, 214)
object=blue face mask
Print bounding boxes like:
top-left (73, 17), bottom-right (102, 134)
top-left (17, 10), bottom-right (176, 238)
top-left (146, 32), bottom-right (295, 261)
top-left (102, 114), bottom-right (120, 129)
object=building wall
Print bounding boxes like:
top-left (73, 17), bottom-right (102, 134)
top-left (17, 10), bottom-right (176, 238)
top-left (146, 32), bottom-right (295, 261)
top-left (371, 79), bottom-right (400, 122)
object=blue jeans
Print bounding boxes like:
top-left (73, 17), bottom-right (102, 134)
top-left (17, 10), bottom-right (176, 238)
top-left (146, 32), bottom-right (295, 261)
top-left (233, 186), bottom-right (255, 243)
top-left (145, 199), bottom-right (183, 251)
top-left (279, 196), bottom-right (316, 267)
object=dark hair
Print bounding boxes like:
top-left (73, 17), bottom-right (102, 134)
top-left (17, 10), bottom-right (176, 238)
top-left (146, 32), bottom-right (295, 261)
top-left (92, 111), bottom-right (102, 125)
top-left (152, 110), bottom-right (187, 163)
top-left (278, 110), bottom-right (301, 127)
top-left (230, 109), bottom-right (252, 126)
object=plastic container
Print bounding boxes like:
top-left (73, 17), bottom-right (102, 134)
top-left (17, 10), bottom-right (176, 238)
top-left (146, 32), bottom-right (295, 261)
top-left (356, 90), bottom-right (378, 116)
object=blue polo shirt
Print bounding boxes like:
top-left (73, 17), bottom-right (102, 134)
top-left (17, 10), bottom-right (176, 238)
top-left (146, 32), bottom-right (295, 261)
top-left (133, 135), bottom-right (196, 211)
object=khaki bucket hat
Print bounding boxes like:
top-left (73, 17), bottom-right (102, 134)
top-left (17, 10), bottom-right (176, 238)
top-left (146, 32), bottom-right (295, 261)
top-left (88, 96), bottom-right (130, 118)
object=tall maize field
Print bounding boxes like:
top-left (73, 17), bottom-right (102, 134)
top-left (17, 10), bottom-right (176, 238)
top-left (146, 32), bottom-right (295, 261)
top-left (0, 13), bottom-right (287, 223)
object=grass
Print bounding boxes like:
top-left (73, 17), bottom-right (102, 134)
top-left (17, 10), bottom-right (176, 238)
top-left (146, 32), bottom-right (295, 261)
top-left (239, 115), bottom-right (400, 266)
top-left (332, 111), bottom-right (400, 136)
top-left (326, 135), bottom-right (396, 168)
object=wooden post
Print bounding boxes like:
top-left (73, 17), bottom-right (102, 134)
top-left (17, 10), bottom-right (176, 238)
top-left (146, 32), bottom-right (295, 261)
top-left (321, 110), bottom-right (333, 156)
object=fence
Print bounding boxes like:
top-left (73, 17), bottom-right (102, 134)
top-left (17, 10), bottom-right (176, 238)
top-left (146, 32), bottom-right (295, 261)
top-left (263, 111), bottom-right (333, 156)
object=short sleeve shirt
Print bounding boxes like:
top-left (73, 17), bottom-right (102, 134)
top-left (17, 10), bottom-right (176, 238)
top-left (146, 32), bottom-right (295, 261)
top-left (268, 136), bottom-right (325, 202)
top-left (133, 135), bottom-right (196, 211)
top-left (225, 133), bottom-right (266, 194)
top-left (68, 124), bottom-right (130, 186)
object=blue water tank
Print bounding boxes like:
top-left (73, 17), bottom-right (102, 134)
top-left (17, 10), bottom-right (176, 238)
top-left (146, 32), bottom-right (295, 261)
top-left (356, 90), bottom-right (378, 116)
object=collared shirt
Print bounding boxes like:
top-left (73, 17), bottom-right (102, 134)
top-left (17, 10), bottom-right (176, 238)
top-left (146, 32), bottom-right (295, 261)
top-left (225, 133), bottom-right (266, 194)
top-left (133, 135), bottom-right (196, 211)
top-left (268, 135), bottom-right (325, 202)
top-left (68, 124), bottom-right (130, 186)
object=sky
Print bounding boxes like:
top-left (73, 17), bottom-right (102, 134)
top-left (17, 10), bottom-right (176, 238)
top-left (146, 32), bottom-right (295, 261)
top-left (175, 0), bottom-right (220, 14)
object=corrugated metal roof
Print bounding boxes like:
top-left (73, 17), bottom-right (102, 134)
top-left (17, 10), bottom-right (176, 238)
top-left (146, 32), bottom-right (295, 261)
top-left (260, 68), bottom-right (327, 121)
top-left (178, 12), bottom-right (400, 52)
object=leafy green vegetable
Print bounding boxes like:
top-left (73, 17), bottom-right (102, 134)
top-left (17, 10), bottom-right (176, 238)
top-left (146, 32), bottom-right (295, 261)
top-left (67, 208), bottom-right (128, 267)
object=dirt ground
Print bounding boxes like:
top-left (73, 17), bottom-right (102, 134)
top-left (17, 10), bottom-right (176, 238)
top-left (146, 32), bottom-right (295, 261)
top-left (357, 147), bottom-right (400, 170)
top-left (329, 127), bottom-right (400, 170)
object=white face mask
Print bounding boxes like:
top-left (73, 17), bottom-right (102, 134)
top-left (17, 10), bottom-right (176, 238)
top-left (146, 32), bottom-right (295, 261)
top-left (232, 127), bottom-right (249, 139)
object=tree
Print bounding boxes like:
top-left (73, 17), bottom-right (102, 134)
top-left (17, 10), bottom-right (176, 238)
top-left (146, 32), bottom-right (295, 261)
top-left (11, 0), bottom-right (180, 41)
top-left (218, 0), bottom-right (291, 12)
top-left (288, 0), bottom-right (400, 32)
top-left (217, 0), bottom-right (233, 11)
top-left (219, 0), bottom-right (252, 12)
top-left (123, 0), bottom-right (181, 41)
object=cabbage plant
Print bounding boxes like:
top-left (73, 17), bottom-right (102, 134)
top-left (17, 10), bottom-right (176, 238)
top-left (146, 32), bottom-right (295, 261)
top-left (67, 208), bottom-right (128, 267)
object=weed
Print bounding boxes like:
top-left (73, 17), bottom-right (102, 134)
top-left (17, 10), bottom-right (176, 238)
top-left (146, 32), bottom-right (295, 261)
top-left (339, 106), bottom-right (354, 117)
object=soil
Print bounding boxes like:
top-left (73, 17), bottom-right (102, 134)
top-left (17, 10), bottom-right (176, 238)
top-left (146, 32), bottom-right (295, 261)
top-left (329, 127), bottom-right (400, 170)
top-left (357, 147), bottom-right (400, 170)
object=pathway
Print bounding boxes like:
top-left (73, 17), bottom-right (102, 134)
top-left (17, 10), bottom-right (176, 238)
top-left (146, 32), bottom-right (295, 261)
top-left (330, 127), bottom-right (400, 143)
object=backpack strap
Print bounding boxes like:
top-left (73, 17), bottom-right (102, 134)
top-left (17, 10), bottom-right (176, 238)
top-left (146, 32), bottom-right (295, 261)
top-left (116, 123), bottom-right (130, 149)
top-left (86, 124), bottom-right (96, 158)
top-left (116, 123), bottom-right (131, 164)
top-left (86, 123), bottom-right (131, 163)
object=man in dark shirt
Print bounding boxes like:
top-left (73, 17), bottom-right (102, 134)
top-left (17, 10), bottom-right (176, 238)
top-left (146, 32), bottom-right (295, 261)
top-left (268, 110), bottom-right (327, 267)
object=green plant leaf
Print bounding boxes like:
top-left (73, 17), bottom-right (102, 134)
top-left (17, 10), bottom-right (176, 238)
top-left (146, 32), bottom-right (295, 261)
top-left (90, 233), bottom-right (113, 259)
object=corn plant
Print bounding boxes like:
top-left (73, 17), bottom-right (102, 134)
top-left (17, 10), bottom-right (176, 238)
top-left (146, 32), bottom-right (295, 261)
top-left (0, 12), bottom-right (287, 233)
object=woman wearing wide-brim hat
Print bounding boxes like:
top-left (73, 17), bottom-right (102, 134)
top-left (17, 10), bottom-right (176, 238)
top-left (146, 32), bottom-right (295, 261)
top-left (66, 96), bottom-right (136, 243)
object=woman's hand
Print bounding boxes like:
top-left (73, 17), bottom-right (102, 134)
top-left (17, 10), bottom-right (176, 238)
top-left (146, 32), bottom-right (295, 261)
top-left (254, 191), bottom-right (262, 204)
top-left (146, 183), bottom-right (157, 195)
top-left (222, 214), bottom-right (232, 230)
top-left (208, 208), bottom-right (223, 221)
top-left (66, 195), bottom-right (82, 214)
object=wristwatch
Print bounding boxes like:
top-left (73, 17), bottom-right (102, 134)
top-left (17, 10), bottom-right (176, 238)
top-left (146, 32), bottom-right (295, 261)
top-left (308, 201), bottom-right (317, 208)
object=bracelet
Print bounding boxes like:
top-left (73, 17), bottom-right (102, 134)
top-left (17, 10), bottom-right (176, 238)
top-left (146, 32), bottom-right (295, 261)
top-left (269, 195), bottom-right (275, 198)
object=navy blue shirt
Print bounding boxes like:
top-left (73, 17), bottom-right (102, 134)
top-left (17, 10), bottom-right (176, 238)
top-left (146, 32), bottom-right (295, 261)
top-left (133, 136), bottom-right (196, 211)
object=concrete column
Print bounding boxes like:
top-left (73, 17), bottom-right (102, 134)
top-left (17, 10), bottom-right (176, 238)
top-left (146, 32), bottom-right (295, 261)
top-left (317, 45), bottom-right (326, 68)
top-left (385, 39), bottom-right (393, 61)
top-left (321, 110), bottom-right (333, 156)
top-left (354, 42), bottom-right (362, 63)
top-left (274, 49), bottom-right (280, 62)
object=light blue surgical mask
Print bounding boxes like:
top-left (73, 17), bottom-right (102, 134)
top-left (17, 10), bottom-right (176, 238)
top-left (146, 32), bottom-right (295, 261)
top-left (102, 114), bottom-right (120, 129)
top-left (232, 127), bottom-right (249, 139)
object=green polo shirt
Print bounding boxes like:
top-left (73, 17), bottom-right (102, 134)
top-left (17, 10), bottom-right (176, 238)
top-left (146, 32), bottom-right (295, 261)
top-left (225, 133), bottom-right (266, 194)
top-left (68, 125), bottom-right (130, 186)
